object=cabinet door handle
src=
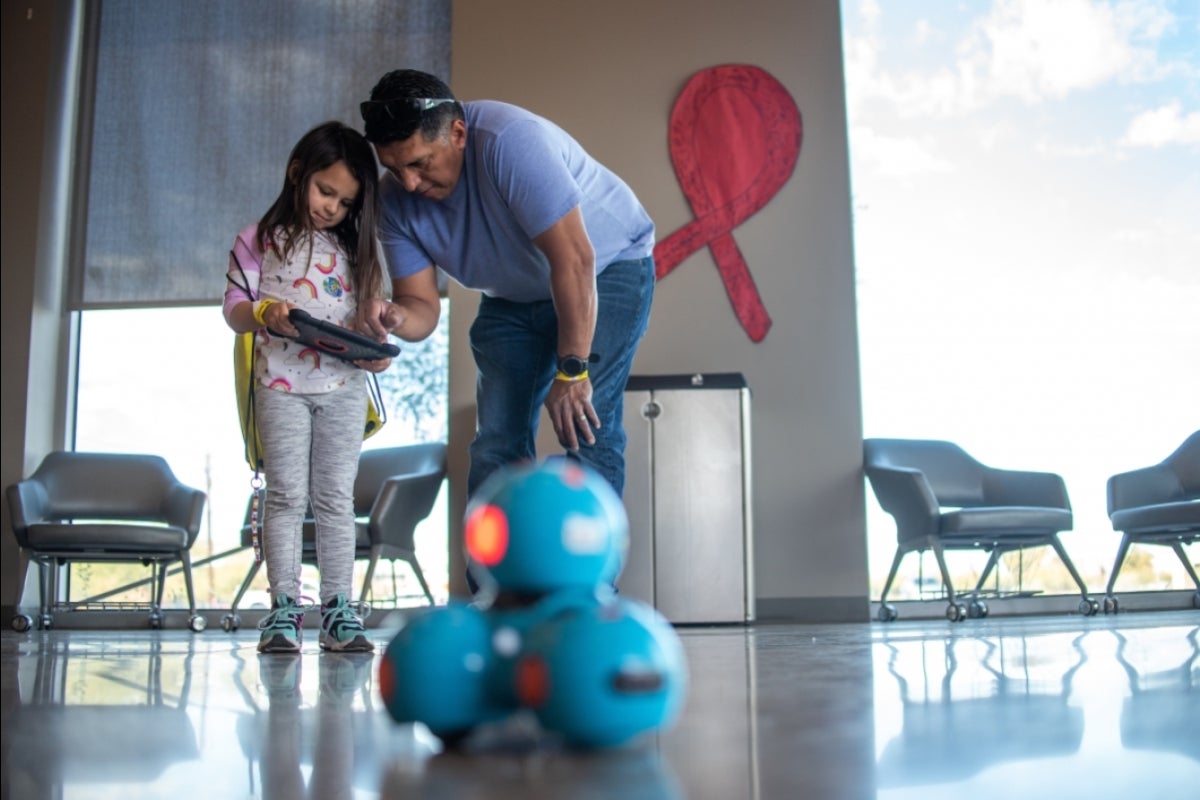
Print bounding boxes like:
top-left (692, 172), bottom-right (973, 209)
top-left (642, 400), bottom-right (662, 420)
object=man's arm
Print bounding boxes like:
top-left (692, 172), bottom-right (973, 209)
top-left (537, 205), bottom-right (596, 361)
top-left (535, 205), bottom-right (599, 450)
top-left (359, 265), bottom-right (442, 343)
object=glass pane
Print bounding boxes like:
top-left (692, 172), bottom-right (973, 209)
top-left (74, 305), bottom-right (450, 610)
top-left (841, 1), bottom-right (1200, 602)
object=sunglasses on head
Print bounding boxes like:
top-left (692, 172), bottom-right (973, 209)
top-left (359, 97), bottom-right (456, 125)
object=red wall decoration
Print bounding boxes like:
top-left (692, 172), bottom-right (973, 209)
top-left (653, 64), bottom-right (803, 343)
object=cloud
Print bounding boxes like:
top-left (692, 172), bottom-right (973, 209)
top-left (845, 0), bottom-right (1181, 116)
top-left (848, 125), bottom-right (954, 178)
top-left (961, 0), bottom-right (1167, 103)
top-left (1120, 100), bottom-right (1200, 146)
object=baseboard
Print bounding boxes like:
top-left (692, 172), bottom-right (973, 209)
top-left (754, 595), bottom-right (870, 623)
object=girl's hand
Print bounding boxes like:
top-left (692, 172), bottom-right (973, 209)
top-left (354, 355), bottom-right (393, 373)
top-left (257, 299), bottom-right (298, 336)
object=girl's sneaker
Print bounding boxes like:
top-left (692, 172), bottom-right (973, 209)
top-left (258, 594), bottom-right (306, 653)
top-left (319, 594), bottom-right (373, 652)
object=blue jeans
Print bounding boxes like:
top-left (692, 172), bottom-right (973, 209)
top-left (467, 256), bottom-right (655, 500)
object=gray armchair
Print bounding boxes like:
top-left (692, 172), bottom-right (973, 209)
top-left (221, 443), bottom-right (446, 631)
top-left (1103, 431), bottom-right (1200, 613)
top-left (6, 451), bottom-right (207, 632)
top-left (864, 438), bottom-right (1096, 622)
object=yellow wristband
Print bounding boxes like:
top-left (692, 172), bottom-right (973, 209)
top-left (252, 298), bottom-right (278, 328)
top-left (555, 370), bottom-right (589, 383)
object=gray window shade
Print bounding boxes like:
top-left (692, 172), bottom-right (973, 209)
top-left (73, 0), bottom-right (449, 309)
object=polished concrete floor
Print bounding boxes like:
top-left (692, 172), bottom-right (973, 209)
top-left (1, 610), bottom-right (1197, 799)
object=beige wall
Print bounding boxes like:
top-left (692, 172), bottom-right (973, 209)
top-left (450, 0), bottom-right (867, 618)
top-left (1, 0), bottom-right (867, 621)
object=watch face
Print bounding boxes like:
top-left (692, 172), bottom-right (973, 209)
top-left (559, 355), bottom-right (587, 376)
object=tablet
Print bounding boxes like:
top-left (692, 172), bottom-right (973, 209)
top-left (284, 309), bottom-right (401, 362)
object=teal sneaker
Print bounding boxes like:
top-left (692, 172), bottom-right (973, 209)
top-left (319, 594), bottom-right (373, 652)
top-left (259, 651), bottom-right (302, 701)
top-left (258, 593), bottom-right (306, 654)
top-left (319, 652), bottom-right (373, 702)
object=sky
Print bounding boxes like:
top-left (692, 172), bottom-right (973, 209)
top-left (840, 0), bottom-right (1199, 586)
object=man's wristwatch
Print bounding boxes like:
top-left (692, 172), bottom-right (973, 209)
top-left (556, 353), bottom-right (599, 382)
top-left (557, 354), bottom-right (591, 378)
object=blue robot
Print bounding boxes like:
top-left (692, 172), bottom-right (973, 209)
top-left (379, 458), bottom-right (688, 749)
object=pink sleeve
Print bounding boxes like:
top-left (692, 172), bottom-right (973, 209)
top-left (222, 224), bottom-right (264, 326)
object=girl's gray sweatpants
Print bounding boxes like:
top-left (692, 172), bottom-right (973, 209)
top-left (255, 376), bottom-right (367, 603)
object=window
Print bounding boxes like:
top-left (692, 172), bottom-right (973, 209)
top-left (842, 0), bottom-right (1199, 602)
top-left (67, 1), bottom-right (453, 610)
top-left (73, 304), bottom-right (451, 609)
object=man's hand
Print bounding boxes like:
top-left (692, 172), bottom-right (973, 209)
top-left (546, 377), bottom-right (599, 451)
top-left (357, 297), bottom-right (404, 340)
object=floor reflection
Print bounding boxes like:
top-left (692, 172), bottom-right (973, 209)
top-left (5, 636), bottom-right (199, 794)
top-left (875, 633), bottom-right (1087, 787)
top-left (872, 620), bottom-right (1200, 799)
top-left (1113, 626), bottom-right (1198, 764)
top-left (2, 614), bottom-right (1198, 799)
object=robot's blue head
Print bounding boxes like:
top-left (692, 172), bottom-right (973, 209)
top-left (464, 459), bottom-right (629, 594)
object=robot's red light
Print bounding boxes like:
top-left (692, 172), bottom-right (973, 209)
top-left (516, 656), bottom-right (549, 707)
top-left (465, 504), bottom-right (509, 566)
top-left (379, 656), bottom-right (395, 702)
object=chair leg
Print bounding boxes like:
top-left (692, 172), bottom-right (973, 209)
top-left (1105, 534), bottom-right (1133, 596)
top-left (153, 562), bottom-right (168, 609)
top-left (358, 545), bottom-right (382, 611)
top-left (974, 549), bottom-right (1003, 598)
top-left (178, 551), bottom-right (198, 616)
top-left (929, 541), bottom-right (958, 604)
top-left (1049, 536), bottom-right (1092, 600)
top-left (1170, 541), bottom-right (1200, 589)
top-left (10, 549), bottom-right (31, 627)
top-left (878, 547), bottom-right (906, 604)
top-left (406, 557), bottom-right (435, 606)
top-left (230, 560), bottom-right (263, 613)
top-left (41, 559), bottom-right (59, 627)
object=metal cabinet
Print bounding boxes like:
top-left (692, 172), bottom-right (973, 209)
top-left (619, 373), bottom-right (754, 623)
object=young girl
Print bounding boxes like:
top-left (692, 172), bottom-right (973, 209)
top-left (223, 121), bottom-right (390, 653)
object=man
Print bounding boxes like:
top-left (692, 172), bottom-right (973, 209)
top-left (359, 69), bottom-right (655, 505)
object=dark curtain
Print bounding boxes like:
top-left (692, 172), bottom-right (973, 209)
top-left (74, 0), bottom-right (450, 309)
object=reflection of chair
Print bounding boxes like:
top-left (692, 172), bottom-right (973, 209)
top-left (1103, 431), bottom-right (1200, 613)
top-left (864, 438), bottom-right (1096, 622)
top-left (5, 636), bottom-right (199, 791)
top-left (877, 634), bottom-right (1086, 787)
top-left (6, 451), bottom-right (207, 632)
top-left (1113, 627), bottom-right (1199, 762)
top-left (222, 443), bottom-right (446, 631)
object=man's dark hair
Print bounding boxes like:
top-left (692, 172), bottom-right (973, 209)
top-left (362, 69), bottom-right (463, 144)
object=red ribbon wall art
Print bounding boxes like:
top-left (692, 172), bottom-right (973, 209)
top-left (653, 64), bottom-right (803, 343)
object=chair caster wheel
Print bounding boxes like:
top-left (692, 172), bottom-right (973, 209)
top-left (221, 613), bottom-right (241, 633)
top-left (1078, 598), bottom-right (1099, 616)
top-left (1103, 596), bottom-right (1119, 614)
top-left (877, 603), bottom-right (898, 622)
top-left (946, 603), bottom-right (967, 622)
top-left (968, 600), bottom-right (989, 619)
top-left (40, 614), bottom-right (54, 630)
top-left (11, 614), bottom-right (33, 633)
top-left (149, 613), bottom-right (163, 630)
top-left (189, 615), bottom-right (207, 633)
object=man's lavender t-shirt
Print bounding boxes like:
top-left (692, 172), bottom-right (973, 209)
top-left (377, 100), bottom-right (655, 303)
